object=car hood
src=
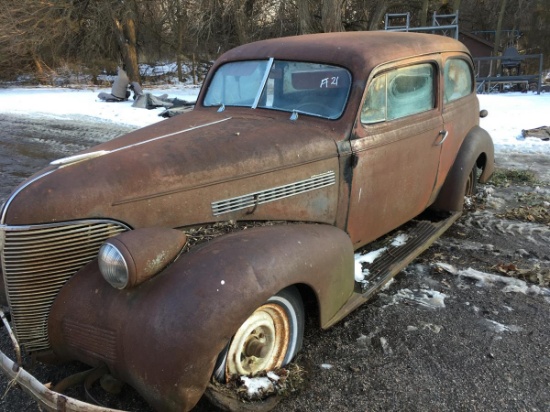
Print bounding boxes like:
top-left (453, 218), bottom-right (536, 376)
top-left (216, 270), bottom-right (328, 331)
top-left (2, 109), bottom-right (342, 227)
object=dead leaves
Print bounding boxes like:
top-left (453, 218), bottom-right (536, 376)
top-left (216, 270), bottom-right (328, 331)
top-left (500, 205), bottom-right (550, 225)
top-left (493, 262), bottom-right (550, 287)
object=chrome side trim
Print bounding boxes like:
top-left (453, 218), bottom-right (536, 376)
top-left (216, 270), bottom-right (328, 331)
top-left (1, 118), bottom-right (232, 225)
top-left (107, 117), bottom-right (232, 154)
top-left (50, 150), bottom-right (110, 166)
top-left (211, 171), bottom-right (336, 216)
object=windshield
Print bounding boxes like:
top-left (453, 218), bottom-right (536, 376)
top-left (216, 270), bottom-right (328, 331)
top-left (203, 59), bottom-right (351, 119)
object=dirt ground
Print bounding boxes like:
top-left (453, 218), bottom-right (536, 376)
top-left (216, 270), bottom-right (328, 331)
top-left (0, 114), bottom-right (549, 412)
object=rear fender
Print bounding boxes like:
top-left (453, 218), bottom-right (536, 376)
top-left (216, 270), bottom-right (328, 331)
top-left (48, 223), bottom-right (354, 411)
top-left (431, 126), bottom-right (494, 212)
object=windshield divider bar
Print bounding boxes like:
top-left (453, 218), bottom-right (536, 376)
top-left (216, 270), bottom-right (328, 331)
top-left (252, 57), bottom-right (274, 109)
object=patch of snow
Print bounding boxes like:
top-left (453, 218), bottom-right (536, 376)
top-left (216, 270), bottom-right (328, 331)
top-left (361, 247), bottom-right (388, 264)
top-left (0, 85), bottom-right (200, 128)
top-left (356, 334), bottom-right (369, 347)
top-left (478, 93), bottom-right (550, 155)
top-left (436, 263), bottom-right (550, 297)
top-left (354, 247), bottom-right (387, 283)
top-left (240, 376), bottom-right (274, 398)
top-left (483, 319), bottom-right (522, 333)
top-left (266, 371), bottom-right (280, 381)
top-left (379, 337), bottom-right (392, 355)
top-left (391, 233), bottom-right (408, 247)
top-left (421, 322), bottom-right (442, 333)
top-left (380, 278), bottom-right (395, 291)
top-left (354, 259), bottom-right (365, 282)
top-left (391, 288), bottom-right (448, 309)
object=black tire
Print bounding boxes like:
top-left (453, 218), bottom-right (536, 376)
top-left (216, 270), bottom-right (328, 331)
top-left (213, 286), bottom-right (304, 382)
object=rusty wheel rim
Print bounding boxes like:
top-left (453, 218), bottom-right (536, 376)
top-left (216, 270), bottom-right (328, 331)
top-left (226, 303), bottom-right (290, 377)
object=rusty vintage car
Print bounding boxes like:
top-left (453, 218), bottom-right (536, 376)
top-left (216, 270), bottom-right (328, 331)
top-left (0, 31), bottom-right (494, 411)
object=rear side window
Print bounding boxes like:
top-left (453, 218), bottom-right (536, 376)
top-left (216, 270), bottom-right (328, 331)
top-left (361, 63), bottom-right (435, 124)
top-left (444, 59), bottom-right (473, 103)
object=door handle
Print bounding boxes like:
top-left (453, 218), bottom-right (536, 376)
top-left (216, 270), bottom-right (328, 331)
top-left (436, 130), bottom-right (449, 146)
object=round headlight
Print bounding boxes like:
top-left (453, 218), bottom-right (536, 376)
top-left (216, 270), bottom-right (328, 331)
top-left (98, 242), bottom-right (129, 289)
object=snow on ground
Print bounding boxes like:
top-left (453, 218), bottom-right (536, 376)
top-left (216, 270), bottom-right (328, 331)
top-left (436, 262), bottom-right (550, 297)
top-left (478, 93), bottom-right (550, 154)
top-left (0, 87), bottom-right (549, 174)
top-left (0, 87), bottom-right (548, 153)
top-left (0, 85), bottom-right (200, 128)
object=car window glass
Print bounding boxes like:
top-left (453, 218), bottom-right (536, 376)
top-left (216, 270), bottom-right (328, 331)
top-left (204, 60), bottom-right (351, 119)
top-left (361, 63), bottom-right (435, 124)
top-left (361, 75), bottom-right (386, 124)
top-left (203, 60), bottom-right (269, 107)
top-left (444, 59), bottom-right (472, 103)
top-left (387, 64), bottom-right (434, 120)
top-left (259, 62), bottom-right (351, 119)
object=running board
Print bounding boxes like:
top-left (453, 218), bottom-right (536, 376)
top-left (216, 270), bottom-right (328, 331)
top-left (324, 211), bottom-right (461, 328)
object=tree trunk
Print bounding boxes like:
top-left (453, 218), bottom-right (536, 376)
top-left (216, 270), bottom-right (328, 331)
top-left (176, 5), bottom-right (185, 82)
top-left (322, 0), bottom-right (344, 33)
top-left (493, 0), bottom-right (507, 77)
top-left (453, 0), bottom-right (461, 12)
top-left (112, 7), bottom-right (141, 84)
top-left (368, 1), bottom-right (392, 31)
top-left (419, 0), bottom-right (430, 26)
top-left (298, 0), bottom-right (313, 34)
top-left (233, 3), bottom-right (248, 45)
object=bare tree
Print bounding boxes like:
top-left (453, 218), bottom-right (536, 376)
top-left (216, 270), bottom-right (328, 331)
top-left (0, 0), bottom-right (548, 82)
top-left (298, 0), bottom-right (314, 34)
top-left (322, 0), bottom-right (345, 32)
top-left (111, 1), bottom-right (141, 83)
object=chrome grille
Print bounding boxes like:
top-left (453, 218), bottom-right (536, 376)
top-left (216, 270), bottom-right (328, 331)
top-left (212, 171), bottom-right (336, 216)
top-left (0, 220), bottom-right (128, 352)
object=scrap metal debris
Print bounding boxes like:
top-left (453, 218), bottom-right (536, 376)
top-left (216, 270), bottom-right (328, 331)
top-left (521, 126), bottom-right (550, 141)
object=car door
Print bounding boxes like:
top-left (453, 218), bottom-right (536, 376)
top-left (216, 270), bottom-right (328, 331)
top-left (433, 55), bottom-right (478, 191)
top-left (346, 61), bottom-right (444, 248)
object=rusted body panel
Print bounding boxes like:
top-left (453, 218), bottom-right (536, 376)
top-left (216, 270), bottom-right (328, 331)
top-left (4, 111), bottom-right (340, 227)
top-left (47, 224), bottom-right (354, 411)
top-left (431, 126), bottom-right (495, 211)
top-left (0, 31), bottom-right (494, 412)
top-left (433, 53), bottom-right (481, 196)
top-left (347, 109), bottom-right (443, 248)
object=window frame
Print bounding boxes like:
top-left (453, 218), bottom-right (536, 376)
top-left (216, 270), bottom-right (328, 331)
top-left (443, 58), bottom-right (474, 104)
top-left (360, 61), bottom-right (438, 125)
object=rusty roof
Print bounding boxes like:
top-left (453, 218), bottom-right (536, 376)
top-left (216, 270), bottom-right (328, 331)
top-left (217, 31), bottom-right (470, 75)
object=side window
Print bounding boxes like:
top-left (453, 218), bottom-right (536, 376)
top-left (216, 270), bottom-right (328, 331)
top-left (444, 59), bottom-right (473, 103)
top-left (361, 75), bottom-right (386, 124)
top-left (361, 63), bottom-right (435, 124)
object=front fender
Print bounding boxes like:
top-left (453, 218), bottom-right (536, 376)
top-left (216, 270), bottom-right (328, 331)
top-left (431, 125), bottom-right (494, 212)
top-left (48, 223), bottom-right (354, 411)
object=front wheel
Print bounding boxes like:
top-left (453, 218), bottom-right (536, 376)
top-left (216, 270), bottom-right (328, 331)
top-left (213, 287), bottom-right (304, 381)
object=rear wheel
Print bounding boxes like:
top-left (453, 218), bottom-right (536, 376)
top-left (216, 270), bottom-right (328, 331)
top-left (213, 287), bottom-right (304, 381)
top-left (464, 164), bottom-right (478, 196)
